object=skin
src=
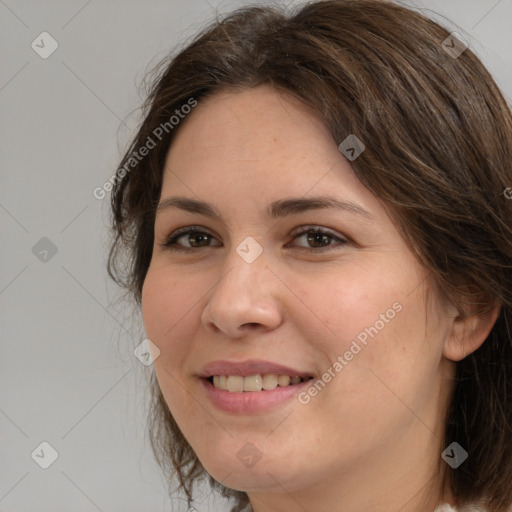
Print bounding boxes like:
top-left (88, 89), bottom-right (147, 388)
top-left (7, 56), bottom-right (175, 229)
top-left (141, 85), bottom-right (497, 512)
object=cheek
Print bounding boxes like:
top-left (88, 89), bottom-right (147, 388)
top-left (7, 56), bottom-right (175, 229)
top-left (293, 261), bottom-right (407, 356)
top-left (141, 267), bottom-right (206, 424)
top-left (142, 264), bottom-right (197, 338)
top-left (141, 266), bottom-right (203, 374)
top-left (293, 261), bottom-right (435, 408)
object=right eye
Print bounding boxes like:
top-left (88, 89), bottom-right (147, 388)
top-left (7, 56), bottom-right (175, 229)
top-left (162, 226), bottom-right (222, 251)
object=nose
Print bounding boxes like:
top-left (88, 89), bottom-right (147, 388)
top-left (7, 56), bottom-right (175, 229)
top-left (200, 246), bottom-right (283, 338)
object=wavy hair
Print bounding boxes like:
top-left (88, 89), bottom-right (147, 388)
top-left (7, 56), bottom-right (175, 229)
top-left (108, 1), bottom-right (512, 510)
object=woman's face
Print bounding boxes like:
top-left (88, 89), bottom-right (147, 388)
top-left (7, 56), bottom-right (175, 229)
top-left (142, 85), bottom-right (457, 508)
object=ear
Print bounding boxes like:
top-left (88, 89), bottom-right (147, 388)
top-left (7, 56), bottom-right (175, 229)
top-left (443, 301), bottom-right (501, 361)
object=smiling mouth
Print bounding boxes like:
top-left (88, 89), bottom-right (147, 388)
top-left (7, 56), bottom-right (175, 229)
top-left (206, 374), bottom-right (314, 392)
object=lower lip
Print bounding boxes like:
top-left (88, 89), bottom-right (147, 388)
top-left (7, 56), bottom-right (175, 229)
top-left (200, 378), bottom-right (313, 413)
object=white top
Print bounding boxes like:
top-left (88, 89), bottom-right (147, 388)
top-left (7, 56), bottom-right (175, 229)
top-left (435, 506), bottom-right (487, 512)
top-left (241, 504), bottom-right (487, 512)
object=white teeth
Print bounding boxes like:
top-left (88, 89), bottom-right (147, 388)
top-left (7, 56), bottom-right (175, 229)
top-left (278, 375), bottom-right (290, 387)
top-left (218, 375), bottom-right (228, 390)
top-left (244, 375), bottom-right (263, 392)
top-left (213, 375), bottom-right (228, 390)
top-left (262, 374), bottom-right (278, 390)
top-left (226, 375), bottom-right (244, 392)
top-left (211, 374), bottom-right (309, 392)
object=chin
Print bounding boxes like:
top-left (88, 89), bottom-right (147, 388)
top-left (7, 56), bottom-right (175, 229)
top-left (199, 448), bottom-right (310, 494)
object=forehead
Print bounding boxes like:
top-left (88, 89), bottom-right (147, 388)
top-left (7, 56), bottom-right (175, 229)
top-left (161, 86), bottom-right (377, 209)
top-left (166, 86), bottom-right (330, 167)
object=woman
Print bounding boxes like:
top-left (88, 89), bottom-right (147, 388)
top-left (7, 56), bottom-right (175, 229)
top-left (108, 1), bottom-right (512, 511)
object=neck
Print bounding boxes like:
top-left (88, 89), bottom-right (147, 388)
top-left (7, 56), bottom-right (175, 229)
top-left (247, 432), bottom-right (450, 512)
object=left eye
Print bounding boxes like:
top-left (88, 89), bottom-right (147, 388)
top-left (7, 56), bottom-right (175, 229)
top-left (162, 227), bottom-right (222, 249)
top-left (288, 228), bottom-right (347, 250)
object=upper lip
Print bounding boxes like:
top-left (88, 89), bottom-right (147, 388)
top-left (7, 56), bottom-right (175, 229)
top-left (198, 359), bottom-right (314, 378)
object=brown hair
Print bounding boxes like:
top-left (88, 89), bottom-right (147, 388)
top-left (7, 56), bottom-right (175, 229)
top-left (108, 1), bottom-right (512, 510)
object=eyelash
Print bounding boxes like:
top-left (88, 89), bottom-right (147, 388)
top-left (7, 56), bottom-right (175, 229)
top-left (161, 225), bottom-right (349, 252)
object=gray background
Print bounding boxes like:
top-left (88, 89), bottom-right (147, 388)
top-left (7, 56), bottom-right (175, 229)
top-left (1, 1), bottom-right (510, 511)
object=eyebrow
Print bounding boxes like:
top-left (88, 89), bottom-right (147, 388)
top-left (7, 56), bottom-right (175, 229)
top-left (157, 195), bottom-right (372, 220)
